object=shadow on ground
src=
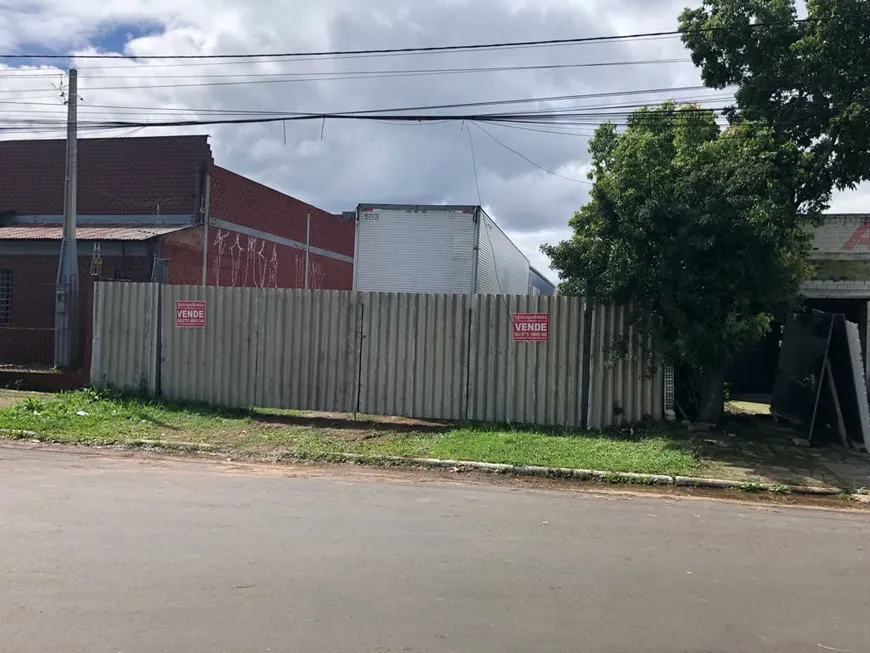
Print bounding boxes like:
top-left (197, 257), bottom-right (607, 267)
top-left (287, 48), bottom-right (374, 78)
top-left (250, 411), bottom-right (453, 435)
top-left (694, 408), bottom-right (870, 490)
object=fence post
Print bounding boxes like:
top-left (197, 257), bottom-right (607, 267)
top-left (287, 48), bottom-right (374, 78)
top-left (90, 282), bottom-right (103, 385)
top-left (580, 279), bottom-right (596, 429)
top-left (463, 301), bottom-right (474, 422)
top-left (154, 283), bottom-right (163, 398)
top-left (354, 298), bottom-right (365, 418)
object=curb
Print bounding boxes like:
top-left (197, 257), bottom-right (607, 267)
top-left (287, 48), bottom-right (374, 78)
top-left (277, 452), bottom-right (847, 496)
top-left (0, 432), bottom-right (850, 496)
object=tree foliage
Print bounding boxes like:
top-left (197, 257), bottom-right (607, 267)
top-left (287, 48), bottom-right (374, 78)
top-left (542, 104), bottom-right (816, 420)
top-left (679, 0), bottom-right (870, 206)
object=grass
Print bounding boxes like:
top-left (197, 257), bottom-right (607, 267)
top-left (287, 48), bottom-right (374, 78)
top-left (0, 389), bottom-right (698, 476)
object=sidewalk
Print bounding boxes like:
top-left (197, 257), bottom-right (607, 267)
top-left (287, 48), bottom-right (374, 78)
top-left (1, 390), bottom-right (868, 492)
top-left (692, 402), bottom-right (870, 490)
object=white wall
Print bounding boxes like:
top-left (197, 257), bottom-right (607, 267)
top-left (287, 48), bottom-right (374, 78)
top-left (475, 210), bottom-right (531, 294)
top-left (804, 214), bottom-right (870, 298)
top-left (353, 206), bottom-right (477, 294)
top-left (810, 214), bottom-right (870, 259)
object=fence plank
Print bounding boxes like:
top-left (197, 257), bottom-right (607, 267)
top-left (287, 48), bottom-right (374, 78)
top-left (588, 304), bottom-right (663, 429)
top-left (93, 285), bottom-right (661, 428)
top-left (466, 294), bottom-right (586, 427)
top-left (160, 285), bottom-right (260, 407)
top-left (357, 293), bottom-right (470, 420)
top-left (256, 290), bottom-right (359, 413)
top-left (90, 282), bottom-right (158, 394)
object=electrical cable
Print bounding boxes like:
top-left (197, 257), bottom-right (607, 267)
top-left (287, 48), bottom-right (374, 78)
top-left (470, 122), bottom-right (592, 184)
top-left (0, 18), bottom-right (816, 61)
top-left (0, 84), bottom-right (720, 118)
top-left (465, 122), bottom-right (483, 206)
top-left (0, 58), bottom-right (690, 81)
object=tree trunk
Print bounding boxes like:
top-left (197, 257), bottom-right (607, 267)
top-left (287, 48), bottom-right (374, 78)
top-left (697, 366), bottom-right (728, 424)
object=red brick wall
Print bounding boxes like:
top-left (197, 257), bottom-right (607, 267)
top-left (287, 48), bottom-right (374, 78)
top-left (163, 226), bottom-right (354, 290)
top-left (0, 136), bottom-right (212, 216)
top-left (195, 166), bottom-right (354, 289)
top-left (0, 253), bottom-right (153, 370)
top-left (209, 166), bottom-right (355, 258)
top-left (162, 226), bottom-right (205, 286)
top-left (168, 226), bottom-right (353, 290)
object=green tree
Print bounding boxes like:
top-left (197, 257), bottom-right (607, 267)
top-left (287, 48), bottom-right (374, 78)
top-left (543, 104), bottom-right (815, 422)
top-left (679, 0), bottom-right (870, 205)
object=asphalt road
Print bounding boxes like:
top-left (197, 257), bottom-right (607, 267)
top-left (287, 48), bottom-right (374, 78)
top-left (1, 446), bottom-right (868, 653)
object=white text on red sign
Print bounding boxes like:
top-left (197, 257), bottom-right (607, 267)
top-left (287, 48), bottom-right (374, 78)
top-left (512, 313), bottom-right (549, 342)
top-left (175, 300), bottom-right (207, 328)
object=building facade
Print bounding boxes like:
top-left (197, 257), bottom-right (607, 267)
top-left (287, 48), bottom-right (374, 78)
top-left (0, 135), bottom-right (354, 371)
top-left (730, 213), bottom-right (870, 398)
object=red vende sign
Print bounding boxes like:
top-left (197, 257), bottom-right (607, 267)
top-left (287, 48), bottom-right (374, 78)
top-left (512, 312), bottom-right (549, 342)
top-left (175, 300), bottom-right (207, 328)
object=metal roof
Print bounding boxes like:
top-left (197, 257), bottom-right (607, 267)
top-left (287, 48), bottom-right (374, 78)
top-left (0, 225), bottom-right (192, 241)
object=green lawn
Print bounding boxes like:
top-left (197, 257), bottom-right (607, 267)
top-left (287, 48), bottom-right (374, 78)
top-left (0, 389), bottom-right (698, 477)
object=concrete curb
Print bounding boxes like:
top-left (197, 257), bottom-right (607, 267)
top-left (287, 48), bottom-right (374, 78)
top-left (0, 431), bottom-right (849, 496)
top-left (279, 452), bottom-right (848, 496)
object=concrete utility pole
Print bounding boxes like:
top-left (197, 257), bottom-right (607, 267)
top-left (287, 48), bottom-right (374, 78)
top-left (54, 68), bottom-right (78, 369)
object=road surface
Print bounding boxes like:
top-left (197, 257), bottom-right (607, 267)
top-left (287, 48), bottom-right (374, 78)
top-left (1, 445), bottom-right (867, 653)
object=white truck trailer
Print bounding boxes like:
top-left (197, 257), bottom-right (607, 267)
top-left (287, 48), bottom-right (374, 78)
top-left (352, 204), bottom-right (532, 294)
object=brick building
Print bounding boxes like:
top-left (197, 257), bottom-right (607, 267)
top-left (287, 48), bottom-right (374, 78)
top-left (0, 135), bottom-right (354, 372)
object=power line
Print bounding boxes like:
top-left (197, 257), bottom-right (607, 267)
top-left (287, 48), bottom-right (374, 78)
top-left (470, 122), bottom-right (592, 184)
top-left (0, 31), bottom-right (689, 61)
top-left (1, 71), bottom-right (698, 92)
top-left (0, 84), bottom-right (719, 117)
top-left (0, 19), bottom-right (814, 61)
top-left (465, 122), bottom-right (483, 205)
top-left (0, 104), bottom-right (822, 133)
top-left (0, 58), bottom-right (690, 81)
top-left (0, 90), bottom-right (737, 130)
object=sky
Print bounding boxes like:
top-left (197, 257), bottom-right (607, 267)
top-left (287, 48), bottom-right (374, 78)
top-left (0, 0), bottom-right (867, 282)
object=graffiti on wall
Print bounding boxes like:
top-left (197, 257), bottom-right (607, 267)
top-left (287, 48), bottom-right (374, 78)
top-left (228, 234), bottom-right (243, 286)
top-left (290, 248), bottom-right (324, 289)
top-left (212, 228), bottom-right (323, 289)
top-left (268, 245), bottom-right (278, 288)
top-left (842, 221), bottom-right (870, 251)
top-left (212, 229), bottom-right (229, 286)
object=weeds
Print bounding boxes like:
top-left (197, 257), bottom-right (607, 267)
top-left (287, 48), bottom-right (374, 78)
top-left (0, 390), bottom-right (698, 477)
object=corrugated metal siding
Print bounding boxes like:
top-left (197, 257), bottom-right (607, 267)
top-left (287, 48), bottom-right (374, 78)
top-left (0, 225), bottom-right (191, 240)
top-left (161, 284), bottom-right (261, 407)
top-left (468, 294), bottom-right (584, 426)
top-left (90, 282), bottom-right (159, 393)
top-left (529, 267), bottom-right (556, 296)
top-left (256, 289), bottom-right (359, 412)
top-left (353, 207), bottom-right (476, 293)
top-left (358, 293), bottom-right (471, 419)
top-left (92, 284), bottom-right (662, 428)
top-left (588, 304), bottom-right (663, 428)
top-left (474, 210), bottom-right (531, 295)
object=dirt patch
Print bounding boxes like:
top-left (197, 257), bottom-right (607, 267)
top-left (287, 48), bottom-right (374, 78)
top-left (251, 411), bottom-right (450, 434)
top-left (0, 389), bottom-right (42, 410)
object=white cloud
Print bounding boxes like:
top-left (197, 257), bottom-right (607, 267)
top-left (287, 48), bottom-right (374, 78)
top-left (830, 183), bottom-right (870, 215)
top-left (4, 0), bottom-right (863, 284)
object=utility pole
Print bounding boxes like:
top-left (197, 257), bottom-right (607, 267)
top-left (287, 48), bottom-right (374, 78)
top-left (54, 68), bottom-right (78, 369)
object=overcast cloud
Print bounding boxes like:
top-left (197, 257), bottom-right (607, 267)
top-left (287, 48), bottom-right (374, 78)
top-left (1, 0), bottom-right (866, 280)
